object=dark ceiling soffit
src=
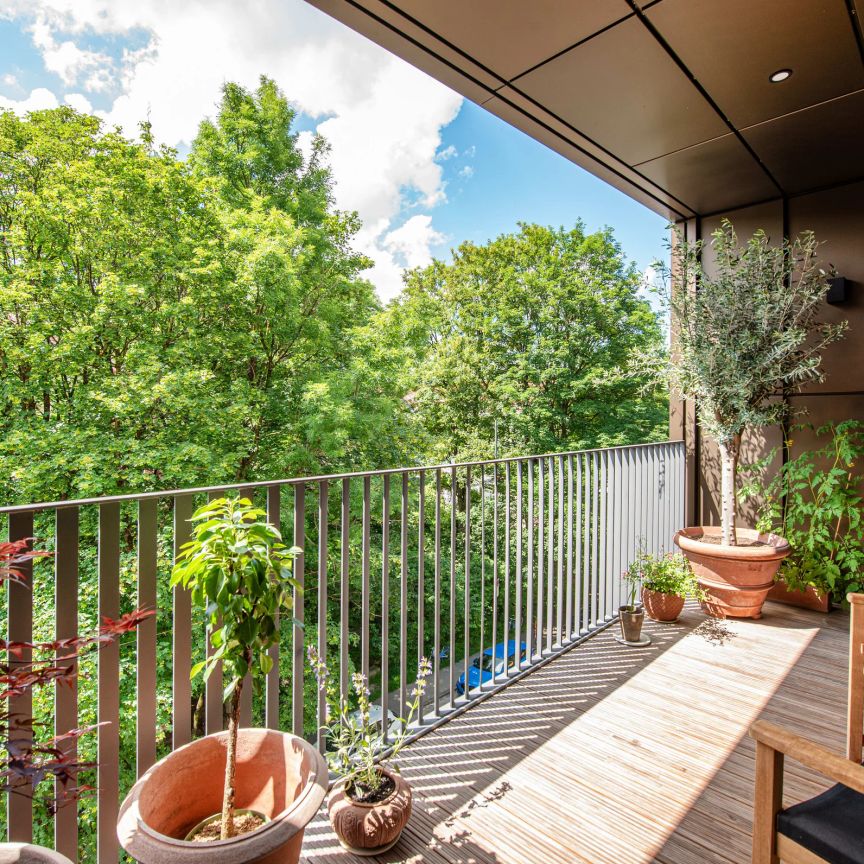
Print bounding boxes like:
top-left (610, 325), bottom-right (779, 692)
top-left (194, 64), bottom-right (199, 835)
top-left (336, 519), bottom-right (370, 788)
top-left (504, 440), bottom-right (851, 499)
top-left (623, 0), bottom-right (784, 198)
top-left (315, 0), bottom-right (694, 220)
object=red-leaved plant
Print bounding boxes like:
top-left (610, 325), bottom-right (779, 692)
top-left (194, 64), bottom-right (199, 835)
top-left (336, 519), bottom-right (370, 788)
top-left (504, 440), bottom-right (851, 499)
top-left (0, 537), bottom-right (153, 813)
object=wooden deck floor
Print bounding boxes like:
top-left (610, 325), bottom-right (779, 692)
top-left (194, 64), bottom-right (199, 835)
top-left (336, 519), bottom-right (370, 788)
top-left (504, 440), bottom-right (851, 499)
top-left (301, 601), bottom-right (850, 864)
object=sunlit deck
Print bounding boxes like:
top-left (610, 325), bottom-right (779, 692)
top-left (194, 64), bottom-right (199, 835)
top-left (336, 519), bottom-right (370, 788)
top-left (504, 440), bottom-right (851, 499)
top-left (302, 602), bottom-right (849, 864)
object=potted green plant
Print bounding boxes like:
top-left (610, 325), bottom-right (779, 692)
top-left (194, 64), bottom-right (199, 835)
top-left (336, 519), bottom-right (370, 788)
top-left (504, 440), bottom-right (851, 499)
top-left (648, 221), bottom-right (846, 618)
top-left (742, 420), bottom-right (863, 610)
top-left (309, 647), bottom-right (431, 856)
top-left (117, 497), bottom-right (327, 864)
top-left (0, 538), bottom-right (151, 864)
top-left (624, 550), bottom-right (703, 623)
top-left (618, 577), bottom-right (645, 643)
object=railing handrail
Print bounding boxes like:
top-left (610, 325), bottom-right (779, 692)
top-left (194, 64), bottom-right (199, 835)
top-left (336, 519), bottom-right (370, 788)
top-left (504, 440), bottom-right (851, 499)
top-left (0, 440), bottom-right (684, 514)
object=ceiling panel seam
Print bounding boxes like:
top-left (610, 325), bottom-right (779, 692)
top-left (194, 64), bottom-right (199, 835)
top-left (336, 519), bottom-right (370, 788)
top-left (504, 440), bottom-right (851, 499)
top-left (625, 0), bottom-right (785, 197)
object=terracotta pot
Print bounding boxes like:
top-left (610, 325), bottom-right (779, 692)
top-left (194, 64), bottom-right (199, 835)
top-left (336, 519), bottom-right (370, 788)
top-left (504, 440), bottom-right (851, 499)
top-left (618, 606), bottom-right (644, 642)
top-left (674, 526), bottom-right (791, 620)
top-left (0, 844), bottom-right (73, 864)
top-left (641, 588), bottom-right (685, 623)
top-left (117, 728), bottom-right (327, 864)
top-left (767, 579), bottom-right (831, 613)
top-left (327, 768), bottom-right (412, 856)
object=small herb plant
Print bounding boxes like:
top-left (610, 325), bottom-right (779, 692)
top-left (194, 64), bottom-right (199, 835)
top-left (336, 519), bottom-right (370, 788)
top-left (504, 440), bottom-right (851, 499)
top-left (308, 647), bottom-right (432, 803)
top-left (171, 496), bottom-right (300, 840)
top-left (742, 420), bottom-right (863, 601)
top-left (624, 550), bottom-right (702, 600)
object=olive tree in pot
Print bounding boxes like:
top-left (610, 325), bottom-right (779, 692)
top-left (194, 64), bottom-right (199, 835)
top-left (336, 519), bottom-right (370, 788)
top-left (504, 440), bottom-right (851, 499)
top-left (648, 221), bottom-right (846, 618)
top-left (117, 497), bottom-right (328, 864)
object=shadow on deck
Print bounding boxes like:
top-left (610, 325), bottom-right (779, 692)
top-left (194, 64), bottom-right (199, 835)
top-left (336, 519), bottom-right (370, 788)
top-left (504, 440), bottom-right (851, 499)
top-left (301, 602), bottom-right (849, 864)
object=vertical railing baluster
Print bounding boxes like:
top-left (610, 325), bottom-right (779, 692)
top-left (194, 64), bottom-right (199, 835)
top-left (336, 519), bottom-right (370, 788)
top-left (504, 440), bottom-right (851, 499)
top-left (237, 487), bottom-right (255, 727)
top-left (266, 485), bottom-right (281, 730)
top-left (448, 466), bottom-right (456, 706)
top-left (340, 479), bottom-right (350, 707)
top-left (433, 470), bottom-right (441, 715)
top-left (546, 457), bottom-right (554, 653)
top-left (613, 449), bottom-right (623, 611)
top-left (417, 470), bottom-right (425, 723)
top-left (577, 454), bottom-right (585, 635)
top-left (526, 459), bottom-right (534, 663)
top-left (98, 502), bottom-right (120, 864)
top-left (504, 463), bottom-right (512, 673)
top-left (317, 481), bottom-right (328, 753)
top-left (491, 464), bottom-right (499, 686)
top-left (537, 458), bottom-right (545, 657)
top-left (381, 475), bottom-right (390, 740)
top-left (479, 466), bottom-right (486, 688)
top-left (137, 501), bottom-right (158, 769)
top-left (172, 495), bottom-right (193, 750)
top-left (592, 452), bottom-right (601, 627)
top-left (463, 465), bottom-right (471, 699)
top-left (515, 461), bottom-right (523, 671)
top-left (291, 484), bottom-right (305, 737)
top-left (566, 456), bottom-right (574, 642)
top-left (599, 451), bottom-right (609, 621)
top-left (55, 507), bottom-right (79, 860)
top-left (582, 455), bottom-right (591, 631)
top-left (7, 510), bottom-right (33, 842)
top-left (204, 492), bottom-right (224, 737)
top-left (361, 476), bottom-right (371, 683)
top-left (399, 473), bottom-right (408, 719)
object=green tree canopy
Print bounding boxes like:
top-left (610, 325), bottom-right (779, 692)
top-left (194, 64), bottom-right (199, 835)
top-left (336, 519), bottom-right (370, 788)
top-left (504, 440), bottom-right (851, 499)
top-left (396, 222), bottom-right (667, 461)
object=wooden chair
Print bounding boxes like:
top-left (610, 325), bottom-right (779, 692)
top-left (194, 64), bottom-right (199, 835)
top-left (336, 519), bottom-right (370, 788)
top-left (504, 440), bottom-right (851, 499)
top-left (750, 593), bottom-right (864, 864)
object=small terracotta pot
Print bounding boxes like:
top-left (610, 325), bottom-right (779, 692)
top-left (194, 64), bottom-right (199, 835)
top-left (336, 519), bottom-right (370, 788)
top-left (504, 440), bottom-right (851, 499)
top-left (0, 844), bottom-right (73, 864)
top-left (767, 579), bottom-right (830, 613)
top-left (327, 768), bottom-right (412, 856)
top-left (618, 606), bottom-right (644, 642)
top-left (674, 526), bottom-right (791, 620)
top-left (117, 728), bottom-right (327, 864)
top-left (641, 588), bottom-right (685, 623)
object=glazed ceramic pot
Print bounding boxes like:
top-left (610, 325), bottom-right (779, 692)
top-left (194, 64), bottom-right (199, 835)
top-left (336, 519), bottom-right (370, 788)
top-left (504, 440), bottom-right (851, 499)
top-left (618, 605), bottom-right (645, 642)
top-left (117, 728), bottom-right (327, 864)
top-left (642, 588), bottom-right (685, 623)
top-left (0, 844), bottom-right (73, 864)
top-left (327, 768), bottom-right (412, 856)
top-left (674, 526), bottom-right (791, 620)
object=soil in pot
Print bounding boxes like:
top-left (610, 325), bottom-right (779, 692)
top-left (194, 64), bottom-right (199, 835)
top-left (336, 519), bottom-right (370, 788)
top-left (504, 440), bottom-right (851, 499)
top-left (186, 810), bottom-right (268, 842)
top-left (328, 767), bottom-right (412, 856)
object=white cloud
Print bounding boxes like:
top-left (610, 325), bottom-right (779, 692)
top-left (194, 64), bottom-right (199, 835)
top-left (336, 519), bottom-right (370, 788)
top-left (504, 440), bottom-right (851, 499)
top-left (458, 165), bottom-right (474, 179)
top-left (1, 73), bottom-right (18, 87)
top-left (0, 86), bottom-right (58, 111)
top-left (436, 144), bottom-right (457, 161)
top-left (0, 0), bottom-right (462, 300)
top-left (64, 92), bottom-right (93, 113)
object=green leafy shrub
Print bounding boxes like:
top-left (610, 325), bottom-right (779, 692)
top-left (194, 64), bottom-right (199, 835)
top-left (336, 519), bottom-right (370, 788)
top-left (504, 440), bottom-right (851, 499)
top-left (624, 550), bottom-right (702, 600)
top-left (742, 420), bottom-right (863, 601)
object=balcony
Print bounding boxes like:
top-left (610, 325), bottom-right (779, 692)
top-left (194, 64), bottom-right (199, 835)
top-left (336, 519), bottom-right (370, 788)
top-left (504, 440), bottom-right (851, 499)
top-left (301, 601), bottom-right (846, 864)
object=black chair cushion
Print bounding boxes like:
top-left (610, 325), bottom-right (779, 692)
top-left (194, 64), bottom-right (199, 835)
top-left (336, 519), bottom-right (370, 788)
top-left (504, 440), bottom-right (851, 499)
top-left (778, 781), bottom-right (864, 864)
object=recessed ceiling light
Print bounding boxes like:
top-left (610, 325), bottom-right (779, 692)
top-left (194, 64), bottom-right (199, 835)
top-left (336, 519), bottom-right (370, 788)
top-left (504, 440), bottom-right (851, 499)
top-left (769, 69), bottom-right (793, 83)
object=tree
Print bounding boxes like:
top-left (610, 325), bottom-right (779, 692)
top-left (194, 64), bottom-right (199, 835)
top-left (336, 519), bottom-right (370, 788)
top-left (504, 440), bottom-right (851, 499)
top-left (397, 222), bottom-right (667, 461)
top-left (652, 220), bottom-right (846, 544)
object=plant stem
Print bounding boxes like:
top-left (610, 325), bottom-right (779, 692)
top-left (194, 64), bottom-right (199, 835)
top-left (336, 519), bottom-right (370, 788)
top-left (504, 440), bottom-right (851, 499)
top-left (718, 434), bottom-right (740, 546)
top-left (221, 680), bottom-right (243, 840)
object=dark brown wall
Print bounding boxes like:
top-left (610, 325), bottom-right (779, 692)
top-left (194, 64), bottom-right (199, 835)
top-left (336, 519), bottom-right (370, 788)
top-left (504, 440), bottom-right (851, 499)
top-left (671, 180), bottom-right (864, 527)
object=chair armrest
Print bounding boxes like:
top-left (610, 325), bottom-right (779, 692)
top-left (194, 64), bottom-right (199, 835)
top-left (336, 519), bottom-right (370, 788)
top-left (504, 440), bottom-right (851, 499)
top-left (750, 720), bottom-right (864, 795)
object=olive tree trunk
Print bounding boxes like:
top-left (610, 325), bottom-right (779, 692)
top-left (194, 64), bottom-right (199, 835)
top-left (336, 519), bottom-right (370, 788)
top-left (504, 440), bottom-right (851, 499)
top-left (717, 434), bottom-right (741, 546)
top-left (221, 680), bottom-right (243, 839)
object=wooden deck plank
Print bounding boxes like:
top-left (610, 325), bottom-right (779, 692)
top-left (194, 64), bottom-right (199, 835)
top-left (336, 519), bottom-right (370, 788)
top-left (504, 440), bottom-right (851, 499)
top-left (302, 601), bottom-right (850, 864)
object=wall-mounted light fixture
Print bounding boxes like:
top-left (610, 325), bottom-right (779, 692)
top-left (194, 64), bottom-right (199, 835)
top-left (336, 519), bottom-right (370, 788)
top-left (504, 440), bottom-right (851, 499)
top-left (769, 69), bottom-right (793, 83)
top-left (826, 276), bottom-right (847, 304)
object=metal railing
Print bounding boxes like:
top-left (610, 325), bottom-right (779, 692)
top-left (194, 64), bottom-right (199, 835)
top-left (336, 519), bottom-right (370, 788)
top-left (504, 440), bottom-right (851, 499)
top-left (1, 440), bottom-right (684, 862)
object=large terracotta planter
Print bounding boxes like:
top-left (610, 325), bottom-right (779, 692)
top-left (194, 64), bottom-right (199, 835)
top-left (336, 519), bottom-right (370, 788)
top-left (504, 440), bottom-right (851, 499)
top-left (327, 768), bottom-right (412, 856)
top-left (767, 578), bottom-right (831, 613)
top-left (0, 844), bottom-right (73, 864)
top-left (674, 526), bottom-right (791, 620)
top-left (641, 588), bottom-right (685, 623)
top-left (117, 728), bottom-right (327, 864)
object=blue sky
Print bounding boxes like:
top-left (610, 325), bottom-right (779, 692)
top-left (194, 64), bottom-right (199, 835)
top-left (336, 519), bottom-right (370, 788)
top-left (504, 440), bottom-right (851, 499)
top-left (0, 1), bottom-right (667, 299)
